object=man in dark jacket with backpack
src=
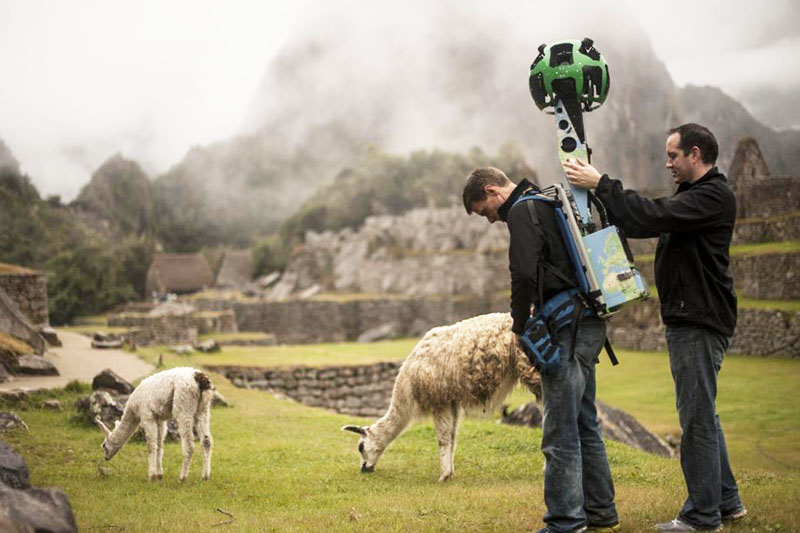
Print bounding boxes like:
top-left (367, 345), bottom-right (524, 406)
top-left (464, 167), bottom-right (619, 533)
top-left (565, 123), bottom-right (747, 532)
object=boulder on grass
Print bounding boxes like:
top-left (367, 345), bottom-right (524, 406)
top-left (0, 484), bottom-right (77, 533)
top-left (169, 345), bottom-right (194, 356)
top-left (501, 400), bottom-right (674, 457)
top-left (357, 322), bottom-right (398, 343)
top-left (0, 439), bottom-right (30, 489)
top-left (194, 339), bottom-right (220, 353)
top-left (91, 369), bottom-right (134, 395)
top-left (38, 327), bottom-right (62, 348)
top-left (15, 355), bottom-right (58, 376)
top-left (43, 400), bottom-right (62, 411)
top-left (76, 391), bottom-right (125, 428)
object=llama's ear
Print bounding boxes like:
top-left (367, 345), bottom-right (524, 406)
top-left (341, 425), bottom-right (367, 436)
top-left (94, 417), bottom-right (112, 437)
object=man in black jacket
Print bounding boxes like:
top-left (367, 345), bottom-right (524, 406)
top-left (564, 123), bottom-right (746, 532)
top-left (464, 167), bottom-right (619, 533)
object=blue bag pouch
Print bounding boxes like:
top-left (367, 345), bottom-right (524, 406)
top-left (518, 315), bottom-right (562, 376)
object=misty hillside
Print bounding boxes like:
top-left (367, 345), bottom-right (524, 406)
top-left (280, 144), bottom-right (537, 244)
top-left (243, 0), bottom-right (800, 186)
top-left (73, 154), bottom-right (154, 236)
top-left (147, 0), bottom-right (800, 250)
top-left (150, 134), bottom-right (353, 251)
top-left (1, 140), bottom-right (155, 324)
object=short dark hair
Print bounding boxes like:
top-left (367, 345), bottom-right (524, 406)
top-left (462, 167), bottom-right (511, 214)
top-left (668, 123), bottom-right (718, 164)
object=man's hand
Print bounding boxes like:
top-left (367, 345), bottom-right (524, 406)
top-left (563, 158), bottom-right (602, 190)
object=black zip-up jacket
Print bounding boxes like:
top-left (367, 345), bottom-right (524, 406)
top-left (498, 180), bottom-right (578, 335)
top-left (594, 167), bottom-right (737, 337)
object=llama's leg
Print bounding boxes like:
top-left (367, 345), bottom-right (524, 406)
top-left (433, 407), bottom-right (455, 482)
top-left (141, 418), bottom-right (159, 481)
top-left (177, 415), bottom-right (195, 481)
top-left (195, 411), bottom-right (213, 480)
top-left (156, 420), bottom-right (167, 479)
top-left (449, 403), bottom-right (463, 478)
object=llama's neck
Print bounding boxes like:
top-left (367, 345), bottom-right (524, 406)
top-left (371, 400), bottom-right (412, 451)
top-left (109, 408), bottom-right (140, 448)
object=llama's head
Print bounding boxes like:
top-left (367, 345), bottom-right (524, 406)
top-left (341, 425), bottom-right (382, 473)
top-left (95, 417), bottom-right (122, 460)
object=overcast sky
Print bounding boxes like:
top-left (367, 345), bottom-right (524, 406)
top-left (0, 0), bottom-right (798, 200)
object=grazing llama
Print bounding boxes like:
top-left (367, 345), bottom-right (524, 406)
top-left (343, 313), bottom-right (540, 481)
top-left (95, 367), bottom-right (214, 481)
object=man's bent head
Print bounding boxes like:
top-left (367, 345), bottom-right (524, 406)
top-left (463, 167), bottom-right (514, 223)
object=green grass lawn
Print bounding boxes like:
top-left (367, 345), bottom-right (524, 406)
top-left (135, 338), bottom-right (420, 369)
top-left (197, 331), bottom-right (276, 343)
top-left (2, 345), bottom-right (798, 531)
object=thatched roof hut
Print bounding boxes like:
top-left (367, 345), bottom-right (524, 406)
top-left (215, 249), bottom-right (254, 288)
top-left (145, 253), bottom-right (214, 296)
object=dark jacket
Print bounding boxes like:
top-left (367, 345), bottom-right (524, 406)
top-left (594, 167), bottom-right (737, 336)
top-left (498, 180), bottom-right (578, 335)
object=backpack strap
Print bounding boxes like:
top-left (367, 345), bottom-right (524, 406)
top-left (519, 194), bottom-right (619, 367)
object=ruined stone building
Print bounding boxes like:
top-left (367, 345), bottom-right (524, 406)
top-left (145, 253), bottom-right (214, 297)
top-left (0, 262), bottom-right (48, 355)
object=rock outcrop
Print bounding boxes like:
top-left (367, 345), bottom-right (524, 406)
top-left (501, 400), bottom-right (674, 457)
top-left (0, 438), bottom-right (77, 533)
top-left (91, 368), bottom-right (134, 395)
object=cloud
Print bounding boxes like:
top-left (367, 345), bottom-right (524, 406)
top-left (1, 0), bottom-right (798, 199)
top-left (0, 0), bottom-right (303, 199)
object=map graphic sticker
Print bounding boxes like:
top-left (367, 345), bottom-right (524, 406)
top-left (583, 227), bottom-right (648, 312)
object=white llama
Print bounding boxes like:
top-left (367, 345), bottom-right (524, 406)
top-left (95, 367), bottom-right (214, 481)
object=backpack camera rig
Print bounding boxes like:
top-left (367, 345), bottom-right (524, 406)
top-left (528, 38), bottom-right (648, 316)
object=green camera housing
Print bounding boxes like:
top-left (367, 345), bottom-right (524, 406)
top-left (529, 38), bottom-right (610, 112)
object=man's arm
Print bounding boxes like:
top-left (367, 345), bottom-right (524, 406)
top-left (507, 202), bottom-right (543, 335)
top-left (595, 175), bottom-right (730, 234)
top-left (564, 158), bottom-right (728, 236)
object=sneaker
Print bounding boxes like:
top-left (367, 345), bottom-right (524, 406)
top-left (537, 527), bottom-right (587, 533)
top-left (721, 506), bottom-right (747, 522)
top-left (587, 523), bottom-right (620, 532)
top-left (654, 518), bottom-right (722, 532)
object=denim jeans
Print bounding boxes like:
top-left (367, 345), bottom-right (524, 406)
top-left (666, 325), bottom-right (743, 529)
top-left (540, 316), bottom-right (618, 532)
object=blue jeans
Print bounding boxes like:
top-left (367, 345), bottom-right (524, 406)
top-left (666, 325), bottom-right (743, 529)
top-left (540, 316), bottom-right (618, 532)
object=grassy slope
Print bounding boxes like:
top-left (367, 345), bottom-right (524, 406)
top-left (2, 344), bottom-right (798, 531)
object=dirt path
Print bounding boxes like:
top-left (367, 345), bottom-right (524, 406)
top-left (0, 330), bottom-right (154, 392)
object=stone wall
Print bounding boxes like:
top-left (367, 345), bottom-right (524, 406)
top-left (207, 362), bottom-right (403, 417)
top-left (286, 205), bottom-right (800, 304)
top-left (0, 288), bottom-right (45, 355)
top-left (0, 271), bottom-right (48, 327)
top-left (108, 309), bottom-right (236, 346)
top-left (738, 177), bottom-right (800, 219)
top-left (635, 251), bottom-right (800, 300)
top-left (628, 213), bottom-right (800, 257)
top-left (731, 252), bottom-right (800, 300)
top-left (607, 299), bottom-right (800, 357)
top-left (194, 293), bottom-right (798, 357)
top-left (108, 314), bottom-right (198, 347)
top-left (733, 213), bottom-right (800, 245)
top-left (193, 293), bottom-right (508, 344)
top-left (289, 207), bottom-right (509, 296)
